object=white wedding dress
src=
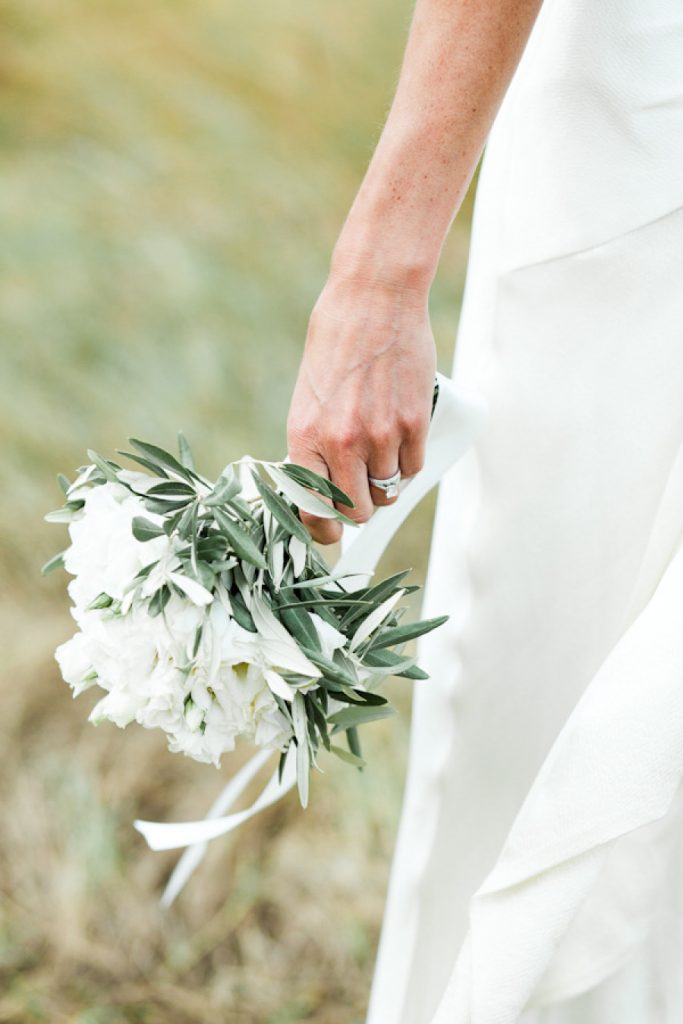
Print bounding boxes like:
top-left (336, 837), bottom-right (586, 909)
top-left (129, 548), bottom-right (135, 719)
top-left (365, 1), bottom-right (683, 1022)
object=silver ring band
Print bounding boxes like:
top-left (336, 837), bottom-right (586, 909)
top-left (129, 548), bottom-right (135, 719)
top-left (368, 468), bottom-right (401, 499)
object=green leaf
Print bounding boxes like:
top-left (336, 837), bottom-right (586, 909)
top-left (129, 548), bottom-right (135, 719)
top-left (195, 535), bottom-right (229, 560)
top-left (293, 693), bottom-right (310, 808)
top-left (227, 495), bottom-right (258, 524)
top-left (279, 463), bottom-right (354, 508)
top-left (177, 431), bottom-right (196, 472)
top-left (317, 679), bottom-right (387, 704)
top-left (277, 604), bottom-right (321, 652)
top-left (131, 516), bottom-right (165, 542)
top-left (146, 481), bottom-right (196, 498)
top-left (212, 508), bottom-right (268, 570)
top-left (194, 561), bottom-right (215, 591)
top-left (142, 496), bottom-right (191, 515)
top-left (265, 464), bottom-right (359, 527)
top-left (128, 438), bottom-right (197, 484)
top-left (277, 749), bottom-right (288, 785)
top-left (276, 596), bottom-right (374, 611)
top-left (86, 449), bottom-right (121, 483)
top-left (163, 508), bottom-right (186, 537)
top-left (86, 592), bottom-right (114, 610)
top-left (229, 588), bottom-right (257, 632)
top-left (176, 503), bottom-right (198, 538)
top-left (370, 615), bottom-right (450, 650)
top-left (305, 704), bottom-right (319, 752)
top-left (148, 585), bottom-right (171, 617)
top-left (322, 683), bottom-right (388, 706)
top-left (251, 471), bottom-right (311, 544)
top-left (329, 744), bottom-right (367, 768)
top-left (44, 507), bottom-right (76, 524)
top-left (202, 469), bottom-right (242, 507)
top-left (57, 473), bottom-right (71, 497)
top-left (349, 590), bottom-right (405, 652)
top-left (115, 450), bottom-right (170, 478)
top-left (302, 649), bottom-right (358, 689)
top-left (319, 679), bottom-right (364, 703)
top-left (346, 725), bottom-right (362, 760)
top-left (341, 570), bottom-right (412, 629)
top-left (327, 704), bottom-right (397, 730)
top-left (212, 558), bottom-right (238, 573)
top-left (336, 688), bottom-right (388, 706)
top-left (40, 550), bottom-right (66, 575)
top-left (129, 560), bottom-right (158, 583)
top-left (189, 503), bottom-right (199, 576)
top-left (180, 558), bottom-right (214, 592)
top-left (307, 695), bottom-right (330, 750)
top-left (293, 589), bottom-right (339, 629)
top-left (362, 647), bottom-right (429, 680)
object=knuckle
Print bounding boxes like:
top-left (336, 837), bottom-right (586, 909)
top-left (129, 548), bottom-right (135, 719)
top-left (286, 416), bottom-right (315, 449)
top-left (368, 426), bottom-right (395, 453)
top-left (328, 425), bottom-right (359, 454)
top-left (401, 450), bottom-right (425, 477)
top-left (307, 298), bottom-right (325, 331)
top-left (398, 408), bottom-right (428, 438)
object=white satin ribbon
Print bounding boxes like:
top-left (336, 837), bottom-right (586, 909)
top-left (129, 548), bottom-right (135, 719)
top-left (134, 372), bottom-right (488, 905)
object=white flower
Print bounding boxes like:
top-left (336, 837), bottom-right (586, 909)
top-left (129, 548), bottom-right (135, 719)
top-left (253, 701), bottom-right (292, 751)
top-left (183, 698), bottom-right (204, 732)
top-left (89, 688), bottom-right (142, 728)
top-left (54, 631), bottom-right (97, 696)
top-left (73, 605), bottom-right (162, 694)
top-left (63, 482), bottom-right (170, 608)
top-left (153, 592), bottom-right (205, 658)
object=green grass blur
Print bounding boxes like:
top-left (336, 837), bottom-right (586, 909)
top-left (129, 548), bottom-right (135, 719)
top-left (0, 1), bottom-right (473, 1020)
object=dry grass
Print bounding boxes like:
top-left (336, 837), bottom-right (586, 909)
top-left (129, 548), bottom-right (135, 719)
top-left (0, 0), bottom-right (472, 1019)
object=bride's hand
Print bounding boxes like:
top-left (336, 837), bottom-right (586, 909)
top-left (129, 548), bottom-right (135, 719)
top-left (286, 258), bottom-right (436, 544)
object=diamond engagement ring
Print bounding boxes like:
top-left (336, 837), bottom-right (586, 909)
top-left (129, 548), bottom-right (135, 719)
top-left (368, 469), bottom-right (401, 499)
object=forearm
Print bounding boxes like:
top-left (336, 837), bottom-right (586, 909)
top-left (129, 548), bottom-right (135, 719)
top-left (332, 0), bottom-right (543, 293)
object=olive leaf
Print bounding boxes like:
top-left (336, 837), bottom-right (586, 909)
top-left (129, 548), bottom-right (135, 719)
top-left (212, 507), bottom-right (268, 570)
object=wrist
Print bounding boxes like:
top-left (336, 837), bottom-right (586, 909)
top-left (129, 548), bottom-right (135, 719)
top-left (329, 123), bottom-right (465, 296)
top-left (328, 241), bottom-right (435, 302)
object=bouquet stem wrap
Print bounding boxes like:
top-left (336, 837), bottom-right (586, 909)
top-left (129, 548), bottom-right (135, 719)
top-left (132, 372), bottom-right (488, 906)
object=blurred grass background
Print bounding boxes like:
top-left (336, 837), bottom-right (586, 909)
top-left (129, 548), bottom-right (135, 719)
top-left (0, 1), bottom-right (474, 1020)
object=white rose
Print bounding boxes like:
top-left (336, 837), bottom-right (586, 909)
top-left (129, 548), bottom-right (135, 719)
top-left (54, 631), bottom-right (97, 696)
top-left (63, 482), bottom-right (171, 608)
top-left (134, 658), bottom-right (188, 732)
top-left (89, 688), bottom-right (142, 728)
top-left (75, 605), bottom-right (162, 694)
top-left (253, 700), bottom-right (292, 751)
top-left (167, 716), bottom-right (238, 766)
top-left (153, 592), bottom-right (206, 661)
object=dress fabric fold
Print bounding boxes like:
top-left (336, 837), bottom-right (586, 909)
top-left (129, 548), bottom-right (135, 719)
top-left (365, 1), bottom-right (683, 1021)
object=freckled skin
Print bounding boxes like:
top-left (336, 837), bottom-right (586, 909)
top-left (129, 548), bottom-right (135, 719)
top-left (287, 0), bottom-right (544, 544)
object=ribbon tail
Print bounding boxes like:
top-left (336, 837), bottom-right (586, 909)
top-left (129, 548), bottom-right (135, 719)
top-left (133, 746), bottom-right (297, 905)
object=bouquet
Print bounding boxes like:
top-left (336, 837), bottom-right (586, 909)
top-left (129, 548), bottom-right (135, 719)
top-left (43, 434), bottom-right (448, 810)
